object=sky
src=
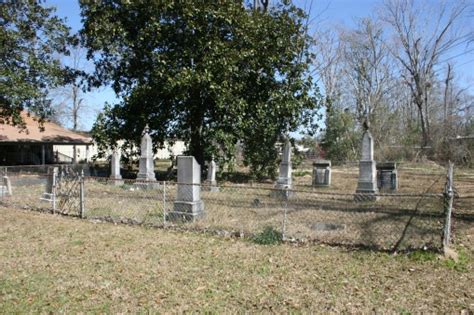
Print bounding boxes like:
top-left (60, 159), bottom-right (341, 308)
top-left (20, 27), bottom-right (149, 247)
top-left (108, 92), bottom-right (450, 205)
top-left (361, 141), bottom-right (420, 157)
top-left (46, 0), bottom-right (474, 132)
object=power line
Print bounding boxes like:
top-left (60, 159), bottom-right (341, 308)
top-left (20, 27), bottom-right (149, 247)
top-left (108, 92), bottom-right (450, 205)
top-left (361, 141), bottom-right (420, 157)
top-left (438, 47), bottom-right (474, 63)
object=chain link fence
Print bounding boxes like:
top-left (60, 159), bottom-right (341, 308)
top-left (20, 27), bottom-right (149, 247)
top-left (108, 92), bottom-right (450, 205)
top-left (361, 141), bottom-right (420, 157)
top-left (84, 177), bottom-right (167, 225)
top-left (1, 163), bottom-right (469, 251)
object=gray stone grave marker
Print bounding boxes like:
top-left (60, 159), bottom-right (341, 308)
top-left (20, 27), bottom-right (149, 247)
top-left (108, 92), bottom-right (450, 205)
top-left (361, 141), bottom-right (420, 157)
top-left (1, 176), bottom-right (12, 197)
top-left (377, 162), bottom-right (398, 192)
top-left (275, 139), bottom-right (292, 190)
top-left (41, 167), bottom-right (58, 202)
top-left (110, 149), bottom-right (124, 186)
top-left (312, 160), bottom-right (331, 187)
top-left (205, 158), bottom-right (219, 192)
top-left (171, 156), bottom-right (204, 221)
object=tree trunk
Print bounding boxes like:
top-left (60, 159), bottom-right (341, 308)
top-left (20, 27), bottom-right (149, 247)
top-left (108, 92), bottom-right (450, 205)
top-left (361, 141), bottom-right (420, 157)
top-left (189, 123), bottom-right (204, 167)
top-left (416, 102), bottom-right (429, 148)
top-left (188, 95), bottom-right (205, 167)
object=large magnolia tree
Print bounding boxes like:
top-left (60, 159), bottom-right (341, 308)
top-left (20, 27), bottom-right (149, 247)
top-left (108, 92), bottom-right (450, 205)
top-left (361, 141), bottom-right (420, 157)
top-left (80, 0), bottom-right (320, 177)
top-left (0, 0), bottom-right (72, 128)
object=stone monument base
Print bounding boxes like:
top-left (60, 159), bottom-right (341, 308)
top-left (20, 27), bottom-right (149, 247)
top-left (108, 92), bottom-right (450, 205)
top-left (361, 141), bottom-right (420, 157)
top-left (169, 201), bottom-right (205, 221)
top-left (355, 160), bottom-right (378, 201)
top-left (354, 192), bottom-right (379, 202)
top-left (132, 181), bottom-right (160, 190)
top-left (275, 175), bottom-right (292, 190)
top-left (203, 180), bottom-right (219, 192)
top-left (109, 177), bottom-right (124, 186)
top-left (40, 192), bottom-right (54, 202)
top-left (271, 183), bottom-right (294, 199)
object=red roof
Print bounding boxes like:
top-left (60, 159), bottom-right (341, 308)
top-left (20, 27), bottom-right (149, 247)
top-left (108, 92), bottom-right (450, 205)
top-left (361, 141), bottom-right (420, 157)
top-left (0, 112), bottom-right (92, 145)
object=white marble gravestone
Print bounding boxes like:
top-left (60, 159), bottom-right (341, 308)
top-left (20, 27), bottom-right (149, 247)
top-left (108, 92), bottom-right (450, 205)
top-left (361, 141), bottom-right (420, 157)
top-left (171, 156), bottom-right (204, 220)
top-left (355, 131), bottom-right (378, 201)
top-left (205, 158), bottom-right (219, 192)
top-left (1, 176), bottom-right (12, 197)
top-left (136, 125), bottom-right (156, 182)
top-left (275, 139), bottom-right (292, 190)
top-left (110, 149), bottom-right (123, 185)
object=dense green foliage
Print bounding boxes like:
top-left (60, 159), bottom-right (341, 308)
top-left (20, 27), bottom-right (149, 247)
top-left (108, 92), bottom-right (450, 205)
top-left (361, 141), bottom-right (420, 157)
top-left (0, 0), bottom-right (71, 128)
top-left (81, 1), bottom-right (319, 175)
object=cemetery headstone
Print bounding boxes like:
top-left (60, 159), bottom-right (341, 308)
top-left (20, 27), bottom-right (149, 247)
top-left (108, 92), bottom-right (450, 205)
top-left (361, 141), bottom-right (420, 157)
top-left (110, 149), bottom-right (124, 186)
top-left (171, 156), bottom-right (205, 221)
top-left (355, 130), bottom-right (378, 201)
top-left (1, 176), bottom-right (12, 197)
top-left (137, 125), bottom-right (157, 182)
top-left (41, 167), bottom-right (58, 202)
top-left (205, 158), bottom-right (219, 192)
top-left (275, 139), bottom-right (292, 190)
top-left (377, 162), bottom-right (398, 192)
top-left (312, 160), bottom-right (331, 187)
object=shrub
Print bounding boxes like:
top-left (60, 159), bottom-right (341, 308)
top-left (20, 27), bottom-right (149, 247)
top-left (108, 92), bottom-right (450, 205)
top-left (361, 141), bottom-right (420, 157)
top-left (252, 226), bottom-right (283, 245)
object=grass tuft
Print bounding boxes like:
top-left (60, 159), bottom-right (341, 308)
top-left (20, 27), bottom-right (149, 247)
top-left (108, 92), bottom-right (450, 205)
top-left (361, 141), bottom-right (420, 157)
top-left (252, 226), bottom-right (283, 245)
top-left (442, 248), bottom-right (470, 272)
top-left (408, 250), bottom-right (437, 262)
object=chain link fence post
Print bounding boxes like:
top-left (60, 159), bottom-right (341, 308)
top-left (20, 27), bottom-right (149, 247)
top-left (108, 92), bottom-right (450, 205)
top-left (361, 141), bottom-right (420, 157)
top-left (443, 161), bottom-right (454, 250)
top-left (52, 168), bottom-right (57, 214)
top-left (79, 170), bottom-right (85, 219)
top-left (281, 187), bottom-right (289, 241)
top-left (163, 180), bottom-right (167, 225)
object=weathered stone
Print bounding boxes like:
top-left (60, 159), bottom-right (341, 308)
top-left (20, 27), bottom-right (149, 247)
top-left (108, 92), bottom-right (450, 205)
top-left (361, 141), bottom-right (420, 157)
top-left (311, 222), bottom-right (346, 231)
top-left (275, 139), bottom-right (292, 190)
top-left (2, 176), bottom-right (12, 197)
top-left (136, 125), bottom-right (156, 182)
top-left (355, 131), bottom-right (378, 200)
top-left (312, 160), bottom-right (331, 187)
top-left (41, 167), bottom-right (58, 202)
top-left (377, 162), bottom-right (398, 192)
top-left (170, 156), bottom-right (204, 221)
top-left (110, 149), bottom-right (124, 186)
top-left (45, 167), bottom-right (58, 194)
top-left (205, 158), bottom-right (219, 192)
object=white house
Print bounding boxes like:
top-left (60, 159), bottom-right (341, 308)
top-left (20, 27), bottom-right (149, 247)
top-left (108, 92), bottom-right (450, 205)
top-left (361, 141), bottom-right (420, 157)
top-left (54, 140), bottom-right (187, 162)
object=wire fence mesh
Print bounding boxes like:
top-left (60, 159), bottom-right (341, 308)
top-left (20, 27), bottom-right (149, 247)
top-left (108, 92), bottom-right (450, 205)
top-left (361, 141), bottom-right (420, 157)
top-left (1, 163), bottom-right (470, 252)
top-left (84, 177), bottom-right (167, 226)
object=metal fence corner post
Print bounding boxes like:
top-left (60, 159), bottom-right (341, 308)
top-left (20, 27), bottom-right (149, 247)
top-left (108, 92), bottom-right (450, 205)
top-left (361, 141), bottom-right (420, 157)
top-left (443, 161), bottom-right (454, 250)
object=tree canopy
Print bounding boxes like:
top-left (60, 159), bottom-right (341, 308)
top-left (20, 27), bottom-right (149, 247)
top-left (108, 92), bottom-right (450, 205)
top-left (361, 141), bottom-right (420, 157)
top-left (0, 0), bottom-right (72, 128)
top-left (81, 0), bottom-right (320, 175)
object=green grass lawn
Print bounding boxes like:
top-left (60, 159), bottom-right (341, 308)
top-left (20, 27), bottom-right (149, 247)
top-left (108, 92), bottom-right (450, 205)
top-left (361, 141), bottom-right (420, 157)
top-left (0, 206), bottom-right (472, 313)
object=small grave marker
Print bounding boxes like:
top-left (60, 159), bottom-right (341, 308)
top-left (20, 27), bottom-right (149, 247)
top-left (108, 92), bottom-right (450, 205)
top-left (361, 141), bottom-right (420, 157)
top-left (312, 160), bottom-right (331, 187)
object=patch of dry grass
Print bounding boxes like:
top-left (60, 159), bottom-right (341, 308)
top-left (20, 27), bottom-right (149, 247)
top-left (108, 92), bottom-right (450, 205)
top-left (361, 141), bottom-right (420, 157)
top-left (0, 207), bottom-right (472, 313)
